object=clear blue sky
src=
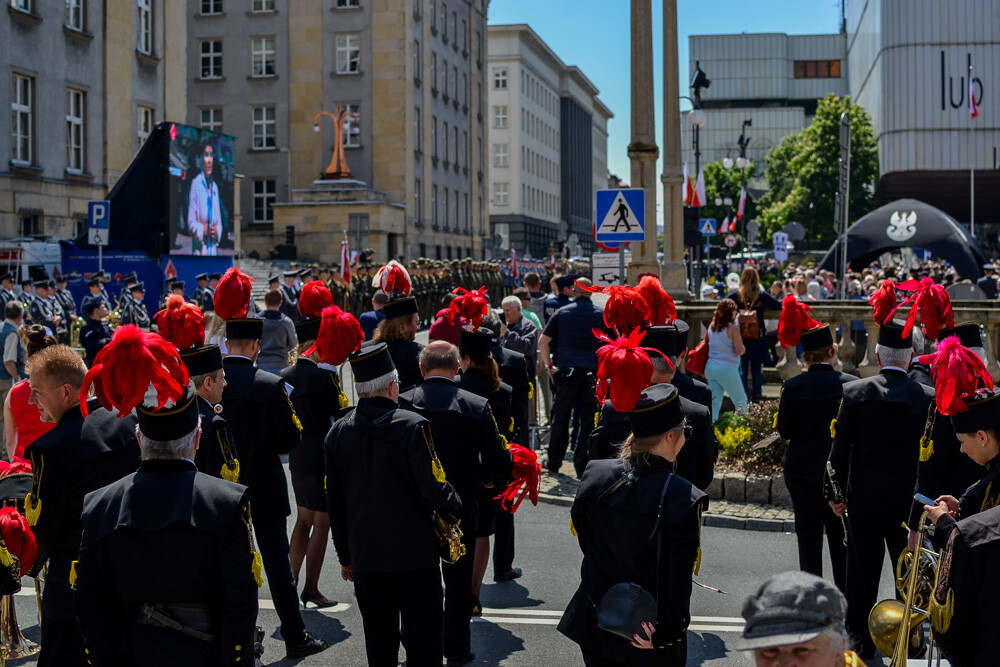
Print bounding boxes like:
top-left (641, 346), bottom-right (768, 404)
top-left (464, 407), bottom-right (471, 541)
top-left (487, 0), bottom-right (843, 194)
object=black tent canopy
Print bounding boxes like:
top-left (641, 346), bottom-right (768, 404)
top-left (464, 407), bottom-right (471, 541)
top-left (818, 198), bottom-right (987, 279)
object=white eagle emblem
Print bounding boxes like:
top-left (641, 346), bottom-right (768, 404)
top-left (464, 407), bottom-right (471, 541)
top-left (887, 211), bottom-right (917, 242)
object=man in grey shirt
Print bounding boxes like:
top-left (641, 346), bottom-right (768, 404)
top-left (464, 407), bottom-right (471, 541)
top-left (0, 301), bottom-right (25, 455)
top-left (258, 288), bottom-right (298, 374)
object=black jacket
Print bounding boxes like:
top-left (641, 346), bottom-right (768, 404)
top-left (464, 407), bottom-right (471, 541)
top-left (930, 453), bottom-right (1000, 548)
top-left (559, 457), bottom-right (706, 665)
top-left (193, 395), bottom-right (240, 482)
top-left (492, 341), bottom-right (530, 444)
top-left (671, 371), bottom-right (712, 413)
top-left (220, 357), bottom-right (301, 519)
top-left (75, 459), bottom-right (258, 666)
top-left (385, 339), bottom-right (425, 391)
top-left (280, 358), bottom-right (343, 475)
top-left (399, 377), bottom-right (512, 523)
top-left (81, 319), bottom-right (112, 367)
top-left (325, 396), bottom-right (461, 573)
top-left (456, 369), bottom-right (514, 442)
top-left (776, 364), bottom-right (855, 483)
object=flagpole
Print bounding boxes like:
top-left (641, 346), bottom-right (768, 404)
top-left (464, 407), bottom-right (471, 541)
top-left (970, 64), bottom-right (975, 237)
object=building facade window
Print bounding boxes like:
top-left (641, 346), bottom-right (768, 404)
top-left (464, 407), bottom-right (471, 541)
top-left (441, 58), bottom-right (448, 97)
top-left (11, 74), bottom-right (33, 164)
top-left (19, 213), bottom-right (42, 238)
top-left (200, 0), bottom-right (221, 15)
top-left (440, 2), bottom-right (447, 39)
top-left (10, 0), bottom-right (32, 12)
top-left (335, 0), bottom-right (359, 7)
top-left (493, 182), bottom-right (508, 206)
top-left (342, 103), bottom-right (360, 147)
top-left (251, 37), bottom-right (275, 77)
top-left (251, 0), bottom-right (274, 11)
top-left (413, 40), bottom-right (421, 81)
top-left (442, 121), bottom-right (449, 162)
top-left (414, 178), bottom-right (421, 223)
top-left (429, 0), bottom-right (436, 29)
top-left (66, 0), bottom-right (84, 30)
top-left (200, 107), bottom-right (222, 132)
top-left (66, 88), bottom-right (85, 172)
top-left (793, 60), bottom-right (840, 78)
top-left (493, 105), bottom-right (507, 128)
top-left (430, 53), bottom-right (437, 91)
top-left (200, 40), bottom-right (223, 79)
top-left (251, 106), bottom-right (276, 149)
top-left (335, 34), bottom-right (360, 74)
top-left (444, 187), bottom-right (450, 228)
top-left (462, 130), bottom-right (467, 167)
top-left (253, 179), bottom-right (276, 223)
top-left (431, 185), bottom-right (438, 226)
top-left (137, 0), bottom-right (152, 54)
top-left (137, 105), bottom-right (153, 149)
top-left (493, 68), bottom-right (507, 89)
top-left (493, 143), bottom-right (507, 168)
top-left (452, 125), bottom-right (458, 164)
top-left (414, 106), bottom-right (421, 151)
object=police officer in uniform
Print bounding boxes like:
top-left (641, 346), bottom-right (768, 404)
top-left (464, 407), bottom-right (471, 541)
top-left (120, 282), bottom-right (152, 330)
top-left (19, 278), bottom-right (35, 321)
top-left (84, 275), bottom-right (111, 312)
top-left (399, 340), bottom-right (511, 665)
top-left (217, 274), bottom-right (327, 659)
top-left (192, 273), bottom-right (212, 312)
top-left (53, 275), bottom-right (77, 342)
top-left (0, 273), bottom-right (16, 311)
top-left (827, 322), bottom-right (935, 657)
top-left (279, 271), bottom-right (300, 322)
top-left (80, 296), bottom-right (112, 367)
top-left (74, 377), bottom-right (259, 665)
top-left (326, 341), bottom-right (463, 666)
top-left (24, 344), bottom-right (141, 666)
top-left (116, 271), bottom-right (137, 306)
top-left (670, 320), bottom-right (713, 411)
top-left (774, 319), bottom-right (853, 590)
top-left (30, 280), bottom-right (60, 332)
top-left (542, 274), bottom-right (574, 323)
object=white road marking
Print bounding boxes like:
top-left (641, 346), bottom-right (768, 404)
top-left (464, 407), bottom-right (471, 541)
top-left (257, 599), bottom-right (351, 614)
top-left (474, 609), bottom-right (747, 632)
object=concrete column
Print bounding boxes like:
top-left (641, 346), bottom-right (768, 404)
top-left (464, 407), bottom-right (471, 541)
top-left (626, 0), bottom-right (660, 284)
top-left (776, 343), bottom-right (802, 380)
top-left (658, 0), bottom-right (689, 298)
top-left (837, 317), bottom-right (857, 373)
top-left (985, 322), bottom-right (1000, 382)
top-left (858, 320), bottom-right (880, 377)
top-left (826, 317), bottom-right (844, 372)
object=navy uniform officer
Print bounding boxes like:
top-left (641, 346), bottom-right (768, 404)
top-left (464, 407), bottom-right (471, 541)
top-left (120, 282), bottom-right (152, 330)
top-left (29, 280), bottom-right (61, 332)
top-left (279, 271), bottom-right (301, 323)
top-left (80, 296), bottom-right (112, 367)
top-left (542, 273), bottom-right (574, 323)
top-left (399, 340), bottom-right (511, 666)
top-left (326, 341), bottom-right (463, 667)
top-left (220, 312), bottom-right (326, 659)
top-left (75, 380), bottom-right (258, 666)
top-left (827, 322), bottom-right (935, 658)
top-left (774, 320), bottom-right (853, 591)
top-left (0, 273), bottom-right (16, 311)
top-left (589, 325), bottom-right (716, 492)
top-left (24, 344), bottom-right (141, 666)
top-left (83, 275), bottom-right (111, 312)
top-left (192, 273), bottom-right (213, 312)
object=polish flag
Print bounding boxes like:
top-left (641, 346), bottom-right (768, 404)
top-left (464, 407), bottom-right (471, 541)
top-left (970, 74), bottom-right (979, 119)
top-left (511, 248), bottom-right (519, 280)
top-left (720, 216), bottom-right (730, 234)
top-left (693, 168), bottom-right (707, 207)
top-left (682, 162), bottom-right (691, 205)
top-left (340, 240), bottom-right (351, 286)
top-left (737, 187), bottom-right (747, 221)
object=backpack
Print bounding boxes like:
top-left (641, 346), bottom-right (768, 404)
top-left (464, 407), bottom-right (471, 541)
top-left (738, 299), bottom-right (760, 340)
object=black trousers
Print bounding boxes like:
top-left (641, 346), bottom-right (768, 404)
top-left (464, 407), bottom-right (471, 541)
top-left (548, 369), bottom-right (597, 476)
top-left (784, 474), bottom-right (847, 591)
top-left (38, 617), bottom-right (88, 667)
top-left (353, 566), bottom-right (443, 667)
top-left (844, 506), bottom-right (908, 657)
top-left (253, 511), bottom-right (306, 644)
top-left (493, 508), bottom-right (515, 575)
top-left (442, 531), bottom-right (476, 659)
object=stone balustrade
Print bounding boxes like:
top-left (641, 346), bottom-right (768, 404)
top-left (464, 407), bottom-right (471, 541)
top-left (675, 301), bottom-right (1000, 381)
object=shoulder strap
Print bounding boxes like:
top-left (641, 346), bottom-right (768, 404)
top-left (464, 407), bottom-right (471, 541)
top-left (585, 458), bottom-right (633, 520)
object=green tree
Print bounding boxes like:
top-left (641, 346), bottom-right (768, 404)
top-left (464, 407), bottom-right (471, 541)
top-left (758, 95), bottom-right (878, 243)
top-left (697, 160), bottom-right (758, 233)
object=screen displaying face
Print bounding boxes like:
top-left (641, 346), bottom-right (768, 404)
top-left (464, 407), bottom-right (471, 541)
top-left (167, 124), bottom-right (236, 257)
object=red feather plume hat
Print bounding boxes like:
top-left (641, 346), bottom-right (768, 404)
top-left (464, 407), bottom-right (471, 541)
top-left (635, 274), bottom-right (677, 326)
top-left (79, 325), bottom-right (189, 417)
top-left (891, 277), bottom-right (954, 340)
top-left (868, 279), bottom-right (897, 325)
top-left (213, 267), bottom-right (255, 320)
top-left (919, 335), bottom-right (993, 416)
top-left (447, 286), bottom-right (489, 327)
top-left (777, 295), bottom-right (824, 349)
top-left (303, 305), bottom-right (363, 366)
top-left (0, 506), bottom-right (37, 578)
top-left (593, 327), bottom-right (656, 413)
top-left (373, 260), bottom-right (412, 298)
top-left (298, 280), bottom-right (334, 319)
top-left (496, 443), bottom-right (540, 514)
top-left (575, 282), bottom-right (651, 336)
top-left (155, 295), bottom-right (205, 351)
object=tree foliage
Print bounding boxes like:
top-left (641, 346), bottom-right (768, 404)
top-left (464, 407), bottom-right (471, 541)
top-left (758, 95), bottom-right (879, 243)
top-left (696, 160), bottom-right (758, 232)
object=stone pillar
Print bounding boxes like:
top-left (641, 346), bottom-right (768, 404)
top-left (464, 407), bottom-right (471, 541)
top-left (826, 318), bottom-right (844, 372)
top-left (985, 322), bottom-right (1000, 382)
top-left (657, 0), bottom-right (689, 298)
top-left (776, 343), bottom-right (802, 380)
top-left (858, 320), bottom-right (880, 377)
top-left (626, 0), bottom-right (661, 285)
top-left (837, 317), bottom-right (856, 373)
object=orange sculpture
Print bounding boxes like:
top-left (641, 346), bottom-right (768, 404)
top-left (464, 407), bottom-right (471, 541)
top-left (313, 105), bottom-right (359, 180)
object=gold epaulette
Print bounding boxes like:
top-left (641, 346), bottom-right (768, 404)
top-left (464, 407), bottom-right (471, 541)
top-left (919, 404), bottom-right (937, 463)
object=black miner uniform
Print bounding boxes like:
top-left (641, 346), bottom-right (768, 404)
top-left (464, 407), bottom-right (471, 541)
top-left (325, 343), bottom-right (462, 666)
top-left (399, 376), bottom-right (512, 663)
top-left (195, 394), bottom-right (241, 481)
top-left (379, 296), bottom-right (425, 391)
top-left (827, 323), bottom-right (934, 657)
top-left (221, 354), bottom-right (309, 647)
top-left (491, 338), bottom-right (530, 445)
top-left (75, 458), bottom-right (258, 666)
top-left (775, 324), bottom-right (854, 591)
top-left (26, 402), bottom-right (140, 666)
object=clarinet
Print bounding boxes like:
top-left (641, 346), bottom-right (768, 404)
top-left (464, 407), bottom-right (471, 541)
top-left (826, 461), bottom-right (849, 547)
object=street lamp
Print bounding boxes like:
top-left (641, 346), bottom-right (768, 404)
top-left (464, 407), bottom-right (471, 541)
top-left (722, 156), bottom-right (734, 170)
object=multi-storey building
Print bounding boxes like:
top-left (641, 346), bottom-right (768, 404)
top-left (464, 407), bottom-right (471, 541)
top-left (187, 0), bottom-right (489, 263)
top-left (487, 24), bottom-right (611, 259)
top-left (1, 1), bottom-right (187, 240)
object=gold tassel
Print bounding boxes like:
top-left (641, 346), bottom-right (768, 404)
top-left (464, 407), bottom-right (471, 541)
top-left (323, 475), bottom-right (327, 491)
top-left (292, 413), bottom-right (303, 432)
top-left (528, 382), bottom-right (534, 399)
top-left (24, 493), bottom-right (40, 527)
top-left (220, 459), bottom-right (240, 483)
top-left (509, 417), bottom-right (515, 433)
top-left (338, 391), bottom-right (350, 409)
top-left (772, 412), bottom-right (779, 429)
top-left (569, 518), bottom-right (578, 537)
top-left (594, 412), bottom-right (599, 428)
top-left (431, 458), bottom-right (447, 483)
top-left (919, 437), bottom-right (935, 463)
top-left (829, 418), bottom-right (837, 439)
top-left (0, 545), bottom-right (13, 568)
top-left (69, 560), bottom-right (78, 588)
top-left (500, 434), bottom-right (510, 451)
top-left (693, 547), bottom-right (702, 576)
top-left (251, 551), bottom-right (264, 588)
top-left (930, 588), bottom-right (954, 633)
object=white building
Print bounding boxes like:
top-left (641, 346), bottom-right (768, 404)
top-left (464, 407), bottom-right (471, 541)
top-left (487, 24), bottom-right (612, 258)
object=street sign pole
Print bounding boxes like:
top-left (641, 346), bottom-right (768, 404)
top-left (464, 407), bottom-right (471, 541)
top-left (618, 248), bottom-right (626, 286)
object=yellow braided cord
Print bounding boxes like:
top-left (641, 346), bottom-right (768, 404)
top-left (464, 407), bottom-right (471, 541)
top-left (292, 413), bottom-right (303, 432)
top-left (69, 560), bottom-right (78, 588)
top-left (24, 493), bottom-right (40, 527)
top-left (0, 545), bottom-right (13, 569)
top-left (829, 419), bottom-right (837, 439)
top-left (919, 438), bottom-right (935, 463)
top-left (772, 412), bottom-right (779, 429)
top-left (432, 458), bottom-right (447, 483)
top-left (500, 434), bottom-right (510, 451)
top-left (569, 518), bottom-right (578, 537)
top-left (251, 552), bottom-right (264, 588)
top-left (594, 412), bottom-right (600, 428)
top-left (528, 382), bottom-right (534, 399)
top-left (930, 587), bottom-right (954, 634)
top-left (338, 391), bottom-right (350, 409)
top-left (220, 459), bottom-right (240, 483)
top-left (693, 548), bottom-right (703, 576)
top-left (509, 417), bottom-right (515, 433)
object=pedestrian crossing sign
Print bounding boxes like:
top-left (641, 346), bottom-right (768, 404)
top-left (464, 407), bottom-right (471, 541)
top-left (699, 218), bottom-right (717, 235)
top-left (595, 189), bottom-right (645, 242)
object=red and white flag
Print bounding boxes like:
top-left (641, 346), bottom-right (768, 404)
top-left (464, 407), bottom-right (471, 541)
top-left (693, 168), bottom-right (707, 207)
top-left (340, 240), bottom-right (351, 286)
top-left (737, 187), bottom-right (747, 221)
top-left (511, 248), bottom-right (519, 280)
top-left (970, 72), bottom-right (979, 119)
top-left (682, 162), bottom-right (691, 205)
top-left (720, 216), bottom-right (730, 234)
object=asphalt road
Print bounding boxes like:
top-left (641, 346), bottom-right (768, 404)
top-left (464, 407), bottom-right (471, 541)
top-left (12, 488), bottom-right (903, 666)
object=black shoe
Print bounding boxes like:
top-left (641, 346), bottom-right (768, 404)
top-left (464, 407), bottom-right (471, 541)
top-left (300, 591), bottom-right (337, 609)
top-left (447, 651), bottom-right (475, 666)
top-left (494, 568), bottom-right (522, 582)
top-left (471, 595), bottom-right (482, 616)
top-left (285, 632), bottom-right (328, 659)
